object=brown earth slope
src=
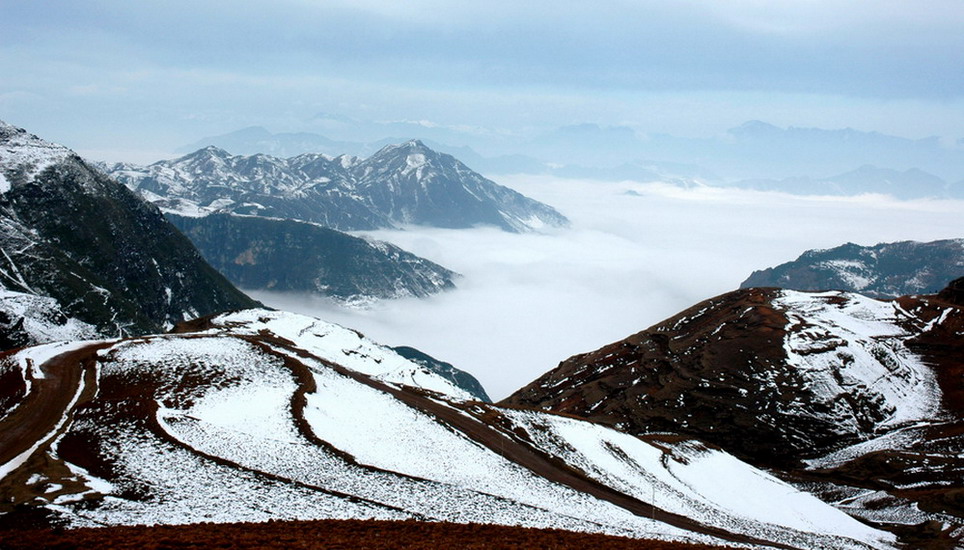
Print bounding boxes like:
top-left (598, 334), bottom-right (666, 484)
top-left (503, 281), bottom-right (964, 546)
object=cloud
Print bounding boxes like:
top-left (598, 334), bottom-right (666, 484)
top-left (3, 1), bottom-right (964, 161)
top-left (4, 1), bottom-right (963, 99)
top-left (251, 177), bottom-right (964, 400)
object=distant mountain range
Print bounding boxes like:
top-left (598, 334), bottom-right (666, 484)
top-left (177, 125), bottom-right (399, 159)
top-left (733, 165), bottom-right (960, 199)
top-left (103, 140), bottom-right (569, 233)
top-left (0, 121), bottom-right (258, 339)
top-left (741, 239), bottom-right (964, 297)
top-left (528, 120), bottom-right (964, 183)
top-left (181, 119), bottom-right (964, 189)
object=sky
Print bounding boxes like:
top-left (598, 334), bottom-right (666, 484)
top-left (2, 1), bottom-right (964, 162)
top-left (250, 178), bottom-right (964, 400)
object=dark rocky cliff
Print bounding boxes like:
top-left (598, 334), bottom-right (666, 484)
top-left (167, 213), bottom-right (457, 304)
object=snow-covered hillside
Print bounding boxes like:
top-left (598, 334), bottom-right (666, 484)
top-left (0, 309), bottom-right (893, 549)
top-left (0, 121), bottom-right (72, 194)
top-left (506, 282), bottom-right (964, 543)
top-left (775, 290), bottom-right (940, 433)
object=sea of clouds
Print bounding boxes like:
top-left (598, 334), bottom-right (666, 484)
top-left (252, 176), bottom-right (964, 400)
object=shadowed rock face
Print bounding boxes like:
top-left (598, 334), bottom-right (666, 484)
top-left (938, 276), bottom-right (964, 306)
top-left (166, 213), bottom-right (457, 304)
top-left (391, 345), bottom-right (491, 402)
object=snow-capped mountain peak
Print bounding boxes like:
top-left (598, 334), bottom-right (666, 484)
top-left (103, 141), bottom-right (569, 233)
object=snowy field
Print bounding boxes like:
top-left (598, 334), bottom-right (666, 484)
top-left (250, 177), bottom-right (964, 400)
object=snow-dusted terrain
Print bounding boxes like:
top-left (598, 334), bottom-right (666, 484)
top-left (506, 282), bottom-right (964, 544)
top-left (102, 140), bottom-right (569, 233)
top-left (775, 290), bottom-right (941, 434)
top-left (0, 308), bottom-right (896, 549)
top-left (742, 239), bottom-right (964, 298)
top-left (0, 120), bottom-right (258, 340)
top-left (0, 289), bottom-right (99, 348)
top-left (0, 121), bottom-right (72, 194)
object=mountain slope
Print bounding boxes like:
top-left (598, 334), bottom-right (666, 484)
top-left (0, 309), bottom-right (892, 550)
top-left (0, 289), bottom-right (98, 350)
top-left (0, 121), bottom-right (258, 340)
top-left (103, 141), bottom-right (569, 233)
top-left (166, 213), bottom-right (457, 305)
top-left (353, 140), bottom-right (568, 232)
top-left (741, 239), bottom-right (964, 297)
top-left (391, 345), bottom-right (491, 402)
top-left (505, 282), bottom-right (964, 543)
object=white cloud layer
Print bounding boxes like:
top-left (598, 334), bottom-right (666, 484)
top-left (251, 177), bottom-right (964, 400)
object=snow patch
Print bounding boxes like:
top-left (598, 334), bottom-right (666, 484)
top-left (775, 290), bottom-right (941, 432)
top-left (205, 309), bottom-right (475, 400)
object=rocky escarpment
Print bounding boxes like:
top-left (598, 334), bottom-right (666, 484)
top-left (0, 121), bottom-right (258, 341)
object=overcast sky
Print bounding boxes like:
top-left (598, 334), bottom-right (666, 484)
top-left (3, 1), bottom-right (964, 161)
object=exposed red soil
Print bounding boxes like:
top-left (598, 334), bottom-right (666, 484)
top-left (0, 347), bottom-right (85, 466)
top-left (0, 518), bottom-right (734, 549)
top-left (502, 287), bottom-right (804, 467)
top-left (0, 343), bottom-right (111, 509)
top-left (501, 286), bottom-right (964, 546)
top-left (247, 333), bottom-right (786, 549)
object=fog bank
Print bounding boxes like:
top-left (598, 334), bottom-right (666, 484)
top-left (252, 177), bottom-right (964, 400)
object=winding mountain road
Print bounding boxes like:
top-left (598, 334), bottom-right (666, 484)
top-left (0, 343), bottom-right (107, 481)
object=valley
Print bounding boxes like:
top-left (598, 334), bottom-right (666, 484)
top-left (1, 120), bottom-right (963, 548)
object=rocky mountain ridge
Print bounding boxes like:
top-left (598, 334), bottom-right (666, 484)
top-left (103, 141), bottom-right (569, 233)
top-left (741, 238), bottom-right (964, 297)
